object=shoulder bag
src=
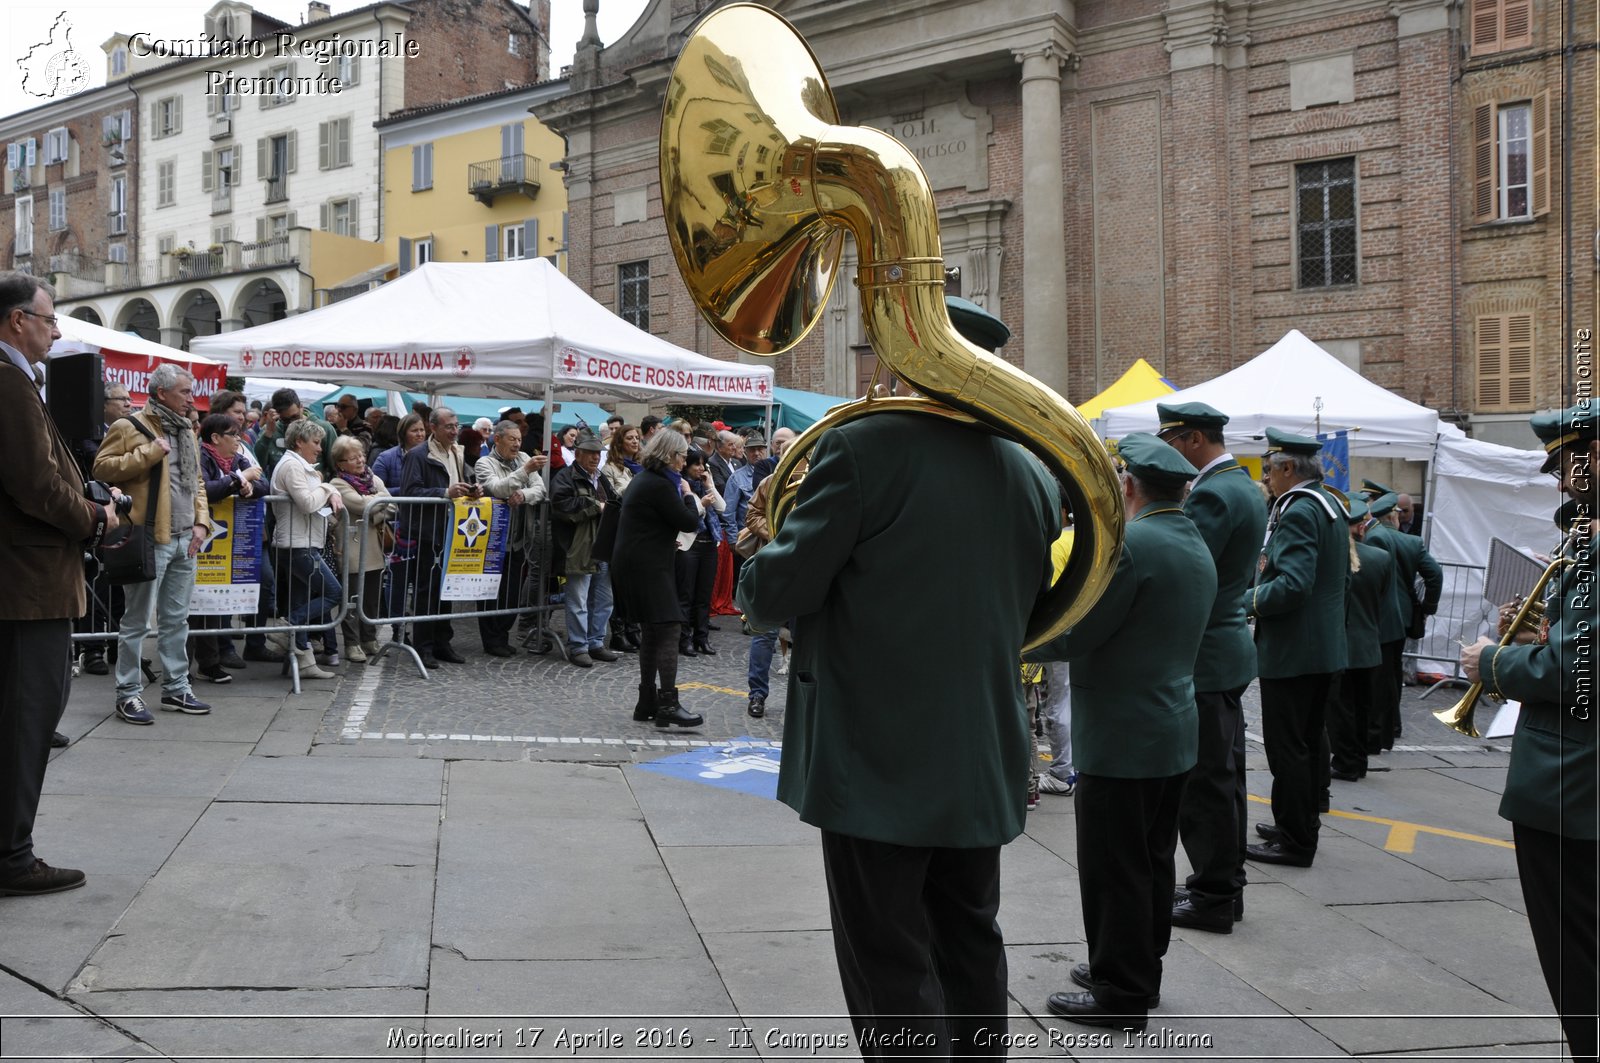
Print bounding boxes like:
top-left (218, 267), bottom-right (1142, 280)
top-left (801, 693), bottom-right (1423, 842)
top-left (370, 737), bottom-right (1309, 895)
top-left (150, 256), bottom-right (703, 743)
top-left (98, 417), bottom-right (162, 585)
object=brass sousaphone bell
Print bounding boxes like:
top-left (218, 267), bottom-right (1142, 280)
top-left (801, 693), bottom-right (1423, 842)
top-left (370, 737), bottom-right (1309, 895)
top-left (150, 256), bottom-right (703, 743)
top-left (659, 4), bottom-right (1124, 649)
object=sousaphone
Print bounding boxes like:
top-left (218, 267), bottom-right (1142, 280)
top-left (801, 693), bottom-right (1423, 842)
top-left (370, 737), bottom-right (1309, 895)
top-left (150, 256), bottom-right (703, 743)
top-left (659, 3), bottom-right (1123, 649)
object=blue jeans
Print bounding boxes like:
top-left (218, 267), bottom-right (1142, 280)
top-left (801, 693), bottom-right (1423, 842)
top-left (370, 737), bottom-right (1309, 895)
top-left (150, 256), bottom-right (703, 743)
top-left (748, 626), bottom-right (780, 699)
top-left (116, 539), bottom-right (196, 700)
top-left (274, 548), bottom-right (342, 651)
top-left (564, 563), bottom-right (613, 653)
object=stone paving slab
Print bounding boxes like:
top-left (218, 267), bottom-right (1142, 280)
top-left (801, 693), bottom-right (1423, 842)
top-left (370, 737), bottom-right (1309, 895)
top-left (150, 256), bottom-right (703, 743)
top-left (0, 979), bottom-right (158, 1060)
top-left (31, 794), bottom-right (209, 880)
top-left (1008, 936), bottom-right (1349, 1060)
top-left (699, 930), bottom-right (854, 1059)
top-left (1329, 768), bottom-right (1515, 843)
top-left (997, 834), bottom-right (1085, 948)
top-left (0, 873), bottom-right (147, 995)
top-left (1261, 833), bottom-right (1480, 906)
top-left (660, 845), bottom-right (830, 935)
top-left (63, 988), bottom-right (427, 1061)
top-left (80, 803), bottom-right (437, 992)
top-left (622, 765), bottom-right (815, 847)
top-left (423, 950), bottom-right (752, 1056)
top-left (1458, 875), bottom-right (1529, 914)
top-left (217, 755), bottom-right (444, 805)
top-left (42, 738), bottom-right (253, 799)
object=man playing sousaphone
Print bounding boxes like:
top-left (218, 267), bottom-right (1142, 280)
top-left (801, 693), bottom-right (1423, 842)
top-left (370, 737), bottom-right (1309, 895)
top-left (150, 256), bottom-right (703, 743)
top-left (1461, 401), bottom-right (1597, 1063)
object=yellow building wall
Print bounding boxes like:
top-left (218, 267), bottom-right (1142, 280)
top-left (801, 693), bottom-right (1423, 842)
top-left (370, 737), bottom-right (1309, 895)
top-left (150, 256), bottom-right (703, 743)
top-left (384, 114), bottom-right (567, 269)
top-left (309, 230), bottom-right (394, 292)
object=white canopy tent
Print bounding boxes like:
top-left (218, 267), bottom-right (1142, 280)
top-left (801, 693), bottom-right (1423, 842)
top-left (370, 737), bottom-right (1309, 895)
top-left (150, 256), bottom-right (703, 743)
top-left (50, 316), bottom-right (228, 409)
top-left (189, 260), bottom-right (775, 410)
top-left (1099, 329), bottom-right (1439, 458)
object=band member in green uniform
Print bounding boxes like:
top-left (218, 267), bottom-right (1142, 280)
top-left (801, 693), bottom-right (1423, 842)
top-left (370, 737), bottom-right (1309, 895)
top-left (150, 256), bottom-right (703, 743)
top-left (1028, 433), bottom-right (1216, 1031)
top-left (1363, 491), bottom-right (1442, 749)
top-left (1245, 429), bottom-right (1349, 868)
top-left (1156, 402), bottom-right (1266, 932)
top-left (1331, 498), bottom-right (1393, 781)
top-left (1461, 402), bottom-right (1597, 1063)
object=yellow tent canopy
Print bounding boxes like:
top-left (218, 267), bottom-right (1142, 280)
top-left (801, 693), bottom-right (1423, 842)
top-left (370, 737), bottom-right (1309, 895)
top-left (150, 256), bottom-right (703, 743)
top-left (1077, 358), bottom-right (1177, 422)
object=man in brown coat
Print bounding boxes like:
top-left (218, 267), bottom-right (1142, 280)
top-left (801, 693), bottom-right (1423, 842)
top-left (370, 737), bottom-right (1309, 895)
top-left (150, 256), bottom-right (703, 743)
top-left (0, 273), bottom-right (119, 896)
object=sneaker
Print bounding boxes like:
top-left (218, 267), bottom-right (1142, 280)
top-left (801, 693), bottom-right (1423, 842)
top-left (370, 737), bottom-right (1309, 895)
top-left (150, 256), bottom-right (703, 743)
top-left (116, 696), bottom-right (154, 726)
top-left (315, 650), bottom-right (341, 667)
top-left (1038, 773), bottom-right (1076, 796)
top-left (243, 645), bottom-right (287, 664)
top-left (198, 663), bottom-right (233, 685)
top-left (344, 644), bottom-right (368, 663)
top-left (360, 640), bottom-right (381, 658)
top-left (159, 692), bottom-right (212, 715)
top-left (218, 649), bottom-right (248, 670)
top-left (1026, 779), bottom-right (1041, 811)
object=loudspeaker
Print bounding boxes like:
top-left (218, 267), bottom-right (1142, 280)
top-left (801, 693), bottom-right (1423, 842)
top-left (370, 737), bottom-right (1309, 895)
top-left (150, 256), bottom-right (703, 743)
top-left (46, 352), bottom-right (106, 444)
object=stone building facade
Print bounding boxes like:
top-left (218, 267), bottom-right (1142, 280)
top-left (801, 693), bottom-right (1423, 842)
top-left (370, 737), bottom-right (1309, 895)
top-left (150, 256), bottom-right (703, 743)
top-left (537, 0), bottom-right (1595, 447)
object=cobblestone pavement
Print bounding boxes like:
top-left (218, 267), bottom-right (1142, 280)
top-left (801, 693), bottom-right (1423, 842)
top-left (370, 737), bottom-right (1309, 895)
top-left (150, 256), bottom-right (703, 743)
top-left (314, 612), bottom-right (1507, 771)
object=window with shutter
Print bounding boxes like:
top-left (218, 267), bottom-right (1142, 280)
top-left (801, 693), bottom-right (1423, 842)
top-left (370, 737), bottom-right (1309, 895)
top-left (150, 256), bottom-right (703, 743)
top-left (1476, 313), bottom-right (1536, 411)
top-left (1472, 103), bottom-right (1495, 222)
top-left (48, 188), bottom-right (65, 231)
top-left (201, 151), bottom-right (213, 193)
top-left (1470, 0), bottom-right (1535, 56)
top-left (158, 160), bottom-right (175, 207)
top-left (319, 121), bottom-right (330, 170)
top-left (17, 198), bottom-right (36, 254)
top-left (1475, 96), bottom-right (1554, 223)
top-left (1530, 90), bottom-right (1550, 216)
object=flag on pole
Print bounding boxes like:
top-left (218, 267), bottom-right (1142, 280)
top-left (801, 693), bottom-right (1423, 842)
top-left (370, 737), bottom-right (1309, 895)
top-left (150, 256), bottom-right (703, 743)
top-left (1316, 430), bottom-right (1350, 491)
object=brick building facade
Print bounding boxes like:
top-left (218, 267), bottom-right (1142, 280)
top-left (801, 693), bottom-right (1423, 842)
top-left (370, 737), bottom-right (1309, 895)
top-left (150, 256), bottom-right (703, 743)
top-left (537, 0), bottom-right (1595, 447)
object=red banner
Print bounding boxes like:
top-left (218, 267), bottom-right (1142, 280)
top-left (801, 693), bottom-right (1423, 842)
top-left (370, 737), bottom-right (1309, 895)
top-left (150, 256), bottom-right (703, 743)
top-left (101, 351), bottom-right (227, 412)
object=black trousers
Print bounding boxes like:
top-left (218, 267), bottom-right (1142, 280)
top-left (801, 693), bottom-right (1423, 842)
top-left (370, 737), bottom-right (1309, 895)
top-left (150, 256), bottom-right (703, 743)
top-left (1515, 822), bottom-right (1600, 1062)
top-left (675, 538), bottom-right (716, 642)
top-left (1260, 673), bottom-right (1334, 856)
top-left (819, 830), bottom-right (1007, 1060)
top-left (1179, 686), bottom-right (1249, 907)
top-left (1368, 639), bottom-right (1404, 752)
top-left (1330, 664), bottom-right (1380, 777)
top-left (1076, 772), bottom-right (1186, 1013)
top-left (478, 548), bottom-right (529, 650)
top-left (0, 619), bottom-right (71, 875)
top-left (412, 540), bottom-right (455, 652)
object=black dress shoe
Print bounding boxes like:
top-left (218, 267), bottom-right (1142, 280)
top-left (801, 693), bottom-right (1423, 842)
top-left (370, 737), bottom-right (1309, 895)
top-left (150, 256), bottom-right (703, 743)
top-left (433, 645), bottom-right (466, 664)
top-left (747, 695), bottom-right (766, 719)
top-left (1246, 841), bottom-right (1314, 867)
top-left (1255, 822), bottom-right (1283, 843)
top-left (679, 639), bottom-right (698, 658)
top-left (693, 640), bottom-right (717, 656)
top-left (420, 655), bottom-right (439, 669)
top-left (1070, 962), bottom-right (1158, 1008)
top-left (483, 645), bottom-right (516, 658)
top-left (1175, 888), bottom-right (1243, 922)
top-left (1044, 990), bottom-right (1147, 1031)
top-left (1171, 897), bottom-right (1233, 934)
top-left (0, 859), bottom-right (86, 896)
top-left (219, 650), bottom-right (248, 670)
top-left (51, 731), bottom-right (69, 748)
top-left (1330, 768), bottom-right (1362, 782)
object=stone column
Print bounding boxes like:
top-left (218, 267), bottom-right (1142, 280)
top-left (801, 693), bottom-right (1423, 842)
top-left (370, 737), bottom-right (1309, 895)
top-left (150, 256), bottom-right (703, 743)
top-left (1013, 45), bottom-right (1069, 394)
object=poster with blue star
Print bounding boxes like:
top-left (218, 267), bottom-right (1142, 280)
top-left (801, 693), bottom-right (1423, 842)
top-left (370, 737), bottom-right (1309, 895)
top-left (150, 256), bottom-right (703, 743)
top-left (441, 498), bottom-right (509, 601)
top-left (188, 496), bottom-right (264, 615)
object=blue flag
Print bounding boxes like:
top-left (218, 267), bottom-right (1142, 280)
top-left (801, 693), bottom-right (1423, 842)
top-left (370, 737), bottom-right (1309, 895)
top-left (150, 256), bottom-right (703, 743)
top-left (1317, 430), bottom-right (1350, 491)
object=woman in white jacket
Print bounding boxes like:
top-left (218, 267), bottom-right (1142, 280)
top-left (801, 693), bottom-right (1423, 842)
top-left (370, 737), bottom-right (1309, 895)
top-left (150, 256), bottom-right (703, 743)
top-left (473, 419), bottom-right (548, 656)
top-left (269, 418), bottom-right (345, 679)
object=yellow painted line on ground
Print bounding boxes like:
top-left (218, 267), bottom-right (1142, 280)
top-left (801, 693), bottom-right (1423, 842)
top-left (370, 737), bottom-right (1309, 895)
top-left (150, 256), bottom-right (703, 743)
top-left (679, 681), bottom-right (749, 698)
top-left (1246, 793), bottom-right (1514, 852)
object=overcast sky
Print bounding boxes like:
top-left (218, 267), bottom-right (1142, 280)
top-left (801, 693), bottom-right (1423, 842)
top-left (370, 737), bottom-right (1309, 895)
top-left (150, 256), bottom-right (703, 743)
top-left (2, 0), bottom-right (650, 121)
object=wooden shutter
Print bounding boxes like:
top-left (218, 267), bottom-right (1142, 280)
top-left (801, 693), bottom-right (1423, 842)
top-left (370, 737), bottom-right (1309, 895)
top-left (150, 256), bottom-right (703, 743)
top-left (1531, 90), bottom-right (1550, 217)
top-left (348, 195), bottom-right (360, 238)
top-left (1477, 313), bottom-right (1536, 410)
top-left (287, 131), bottom-right (298, 173)
top-left (286, 210), bottom-right (297, 229)
top-left (172, 97), bottom-right (181, 135)
top-left (336, 119), bottom-right (350, 168)
top-left (1473, 103), bottom-right (1496, 222)
top-left (256, 217), bottom-right (268, 242)
top-left (256, 137), bottom-right (267, 180)
top-left (149, 101), bottom-right (161, 137)
top-left (398, 236), bottom-right (411, 273)
top-left (318, 121), bottom-right (330, 170)
top-left (412, 146), bottom-right (423, 190)
top-left (1502, 0), bottom-right (1532, 49)
top-left (485, 224), bottom-right (498, 261)
top-left (320, 201), bottom-right (330, 231)
top-left (201, 151), bottom-right (213, 192)
top-left (523, 219), bottom-right (537, 256)
top-left (345, 56), bottom-right (360, 86)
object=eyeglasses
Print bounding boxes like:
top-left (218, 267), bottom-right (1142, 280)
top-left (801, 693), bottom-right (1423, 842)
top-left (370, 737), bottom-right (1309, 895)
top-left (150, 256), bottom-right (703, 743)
top-left (17, 309), bottom-right (58, 326)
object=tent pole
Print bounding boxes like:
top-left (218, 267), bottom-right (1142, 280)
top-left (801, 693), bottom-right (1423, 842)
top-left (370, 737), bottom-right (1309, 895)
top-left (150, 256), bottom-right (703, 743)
top-left (541, 382), bottom-right (555, 491)
top-left (1421, 433), bottom-right (1441, 548)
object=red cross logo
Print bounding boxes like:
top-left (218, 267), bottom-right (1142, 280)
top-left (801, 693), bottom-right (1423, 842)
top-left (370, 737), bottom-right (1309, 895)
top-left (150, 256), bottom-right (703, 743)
top-left (757, 378), bottom-right (770, 397)
top-left (453, 346), bottom-right (474, 377)
top-left (240, 347), bottom-right (254, 369)
top-left (561, 349), bottom-right (578, 374)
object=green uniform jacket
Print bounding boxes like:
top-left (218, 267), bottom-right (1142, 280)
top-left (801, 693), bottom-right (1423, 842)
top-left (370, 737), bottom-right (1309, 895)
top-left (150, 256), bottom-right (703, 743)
top-left (1485, 526), bottom-right (1597, 839)
top-left (1027, 504), bottom-right (1217, 779)
top-left (1365, 523), bottom-right (1444, 643)
top-left (1247, 487), bottom-right (1350, 679)
top-left (737, 414), bottom-right (1057, 848)
top-left (1184, 458), bottom-right (1267, 692)
top-left (1346, 541), bottom-right (1393, 670)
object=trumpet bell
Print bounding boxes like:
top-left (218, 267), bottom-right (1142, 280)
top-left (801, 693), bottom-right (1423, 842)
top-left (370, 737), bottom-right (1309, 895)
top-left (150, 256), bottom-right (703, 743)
top-left (1433, 694), bottom-right (1481, 740)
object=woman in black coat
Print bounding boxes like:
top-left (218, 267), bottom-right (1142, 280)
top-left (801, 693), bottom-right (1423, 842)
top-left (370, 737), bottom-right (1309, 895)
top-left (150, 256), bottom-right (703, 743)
top-left (191, 413), bottom-right (265, 683)
top-left (610, 429), bottom-right (703, 728)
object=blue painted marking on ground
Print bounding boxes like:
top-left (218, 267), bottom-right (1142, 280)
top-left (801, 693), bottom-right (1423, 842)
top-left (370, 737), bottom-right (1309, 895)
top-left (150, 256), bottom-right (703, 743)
top-left (638, 739), bottom-right (782, 799)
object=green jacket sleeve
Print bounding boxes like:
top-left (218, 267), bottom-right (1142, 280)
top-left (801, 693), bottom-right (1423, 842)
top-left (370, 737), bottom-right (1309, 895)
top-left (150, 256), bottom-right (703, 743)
top-left (1417, 546), bottom-right (1443, 613)
top-left (1247, 502), bottom-right (1322, 618)
top-left (736, 428), bottom-right (863, 628)
top-left (1183, 482), bottom-right (1231, 565)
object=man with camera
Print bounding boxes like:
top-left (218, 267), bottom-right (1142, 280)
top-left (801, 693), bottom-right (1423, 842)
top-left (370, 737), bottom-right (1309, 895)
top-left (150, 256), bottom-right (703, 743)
top-left (94, 364), bottom-right (213, 725)
top-left (0, 272), bottom-right (120, 896)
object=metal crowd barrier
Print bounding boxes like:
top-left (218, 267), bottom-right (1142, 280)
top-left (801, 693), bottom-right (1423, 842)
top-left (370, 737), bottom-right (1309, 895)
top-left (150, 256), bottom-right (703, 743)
top-left (353, 495), bottom-right (563, 679)
top-left (73, 493), bottom-right (351, 696)
top-left (1408, 560), bottom-right (1490, 698)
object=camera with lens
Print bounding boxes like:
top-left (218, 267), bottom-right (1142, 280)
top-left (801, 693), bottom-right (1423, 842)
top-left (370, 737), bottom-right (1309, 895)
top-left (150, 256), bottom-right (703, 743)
top-left (85, 480), bottom-right (133, 516)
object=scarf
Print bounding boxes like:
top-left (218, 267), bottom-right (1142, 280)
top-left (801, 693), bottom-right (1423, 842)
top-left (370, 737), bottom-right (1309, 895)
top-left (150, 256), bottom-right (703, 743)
top-left (150, 400), bottom-right (198, 477)
top-left (623, 458), bottom-right (642, 474)
top-left (202, 441), bottom-right (236, 475)
top-left (338, 467), bottom-right (377, 494)
top-left (665, 468), bottom-right (684, 494)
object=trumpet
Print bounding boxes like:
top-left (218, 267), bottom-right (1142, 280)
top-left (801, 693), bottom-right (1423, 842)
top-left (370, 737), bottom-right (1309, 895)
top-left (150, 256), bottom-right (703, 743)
top-left (1436, 552), bottom-right (1569, 738)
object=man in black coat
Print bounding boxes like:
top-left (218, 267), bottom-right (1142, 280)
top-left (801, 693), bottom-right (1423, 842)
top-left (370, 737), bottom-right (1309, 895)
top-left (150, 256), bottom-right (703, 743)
top-left (399, 406), bottom-right (478, 666)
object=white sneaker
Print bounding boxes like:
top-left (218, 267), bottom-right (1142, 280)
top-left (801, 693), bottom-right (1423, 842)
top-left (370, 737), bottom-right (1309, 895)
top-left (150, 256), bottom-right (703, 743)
top-left (775, 654), bottom-right (789, 675)
top-left (1038, 774), bottom-right (1076, 796)
top-left (344, 644), bottom-right (367, 663)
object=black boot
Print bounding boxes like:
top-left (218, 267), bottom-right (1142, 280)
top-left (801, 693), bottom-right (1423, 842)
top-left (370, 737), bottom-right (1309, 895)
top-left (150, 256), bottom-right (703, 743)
top-left (622, 624), bottom-right (642, 651)
top-left (632, 683), bottom-right (657, 722)
top-left (679, 635), bottom-right (698, 657)
top-left (655, 687), bottom-right (704, 728)
top-left (693, 637), bottom-right (717, 656)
